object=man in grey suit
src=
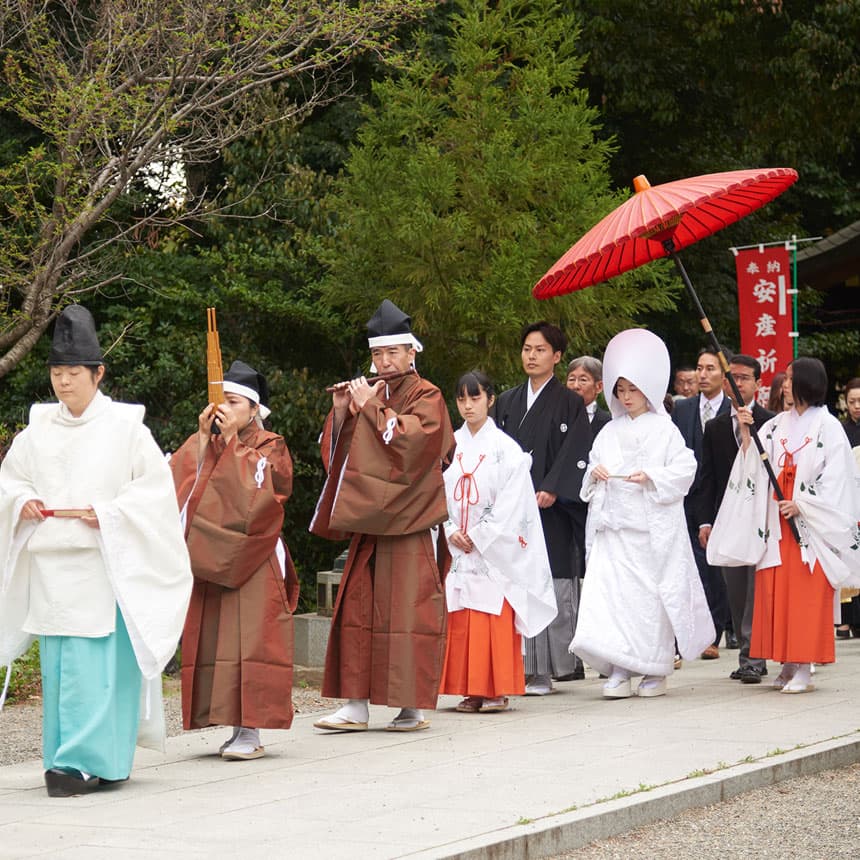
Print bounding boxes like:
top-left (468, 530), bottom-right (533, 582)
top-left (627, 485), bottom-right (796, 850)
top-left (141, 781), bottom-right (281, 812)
top-left (693, 354), bottom-right (774, 683)
top-left (672, 348), bottom-right (731, 659)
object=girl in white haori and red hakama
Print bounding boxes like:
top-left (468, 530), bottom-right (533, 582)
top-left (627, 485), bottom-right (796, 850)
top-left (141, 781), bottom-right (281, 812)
top-left (439, 372), bottom-right (557, 713)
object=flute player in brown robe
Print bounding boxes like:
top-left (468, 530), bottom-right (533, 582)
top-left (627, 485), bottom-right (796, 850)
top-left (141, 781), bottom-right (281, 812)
top-left (171, 360), bottom-right (299, 759)
top-left (311, 300), bottom-right (454, 732)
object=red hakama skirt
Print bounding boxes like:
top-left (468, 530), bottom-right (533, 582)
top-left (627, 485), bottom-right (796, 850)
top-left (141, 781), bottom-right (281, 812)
top-left (751, 462), bottom-right (835, 664)
top-left (438, 600), bottom-right (525, 697)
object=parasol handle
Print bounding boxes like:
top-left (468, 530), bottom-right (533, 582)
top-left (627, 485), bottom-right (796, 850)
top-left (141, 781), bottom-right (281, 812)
top-left (663, 240), bottom-right (801, 545)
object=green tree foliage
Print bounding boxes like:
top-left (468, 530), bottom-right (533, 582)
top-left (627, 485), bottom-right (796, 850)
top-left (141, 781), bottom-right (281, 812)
top-left (319, 0), bottom-right (680, 392)
top-left (574, 0), bottom-right (859, 228)
top-left (570, 0), bottom-right (860, 365)
top-left (0, 0), bottom-right (429, 377)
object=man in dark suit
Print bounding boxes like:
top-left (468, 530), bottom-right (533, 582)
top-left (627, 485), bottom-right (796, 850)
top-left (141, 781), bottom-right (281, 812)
top-left (693, 354), bottom-right (774, 683)
top-left (672, 347), bottom-right (731, 659)
top-left (496, 322), bottom-right (592, 695)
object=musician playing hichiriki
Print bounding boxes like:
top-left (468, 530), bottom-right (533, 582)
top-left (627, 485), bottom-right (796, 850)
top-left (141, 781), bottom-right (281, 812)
top-left (439, 371), bottom-right (557, 714)
top-left (0, 305), bottom-right (192, 797)
top-left (171, 360), bottom-right (299, 760)
top-left (311, 299), bottom-right (454, 733)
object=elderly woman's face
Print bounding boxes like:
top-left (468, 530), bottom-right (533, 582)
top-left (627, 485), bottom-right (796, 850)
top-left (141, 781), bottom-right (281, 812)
top-left (566, 369), bottom-right (602, 407)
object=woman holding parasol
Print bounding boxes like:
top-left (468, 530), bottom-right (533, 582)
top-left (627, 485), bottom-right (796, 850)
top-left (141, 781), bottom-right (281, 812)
top-left (709, 357), bottom-right (860, 692)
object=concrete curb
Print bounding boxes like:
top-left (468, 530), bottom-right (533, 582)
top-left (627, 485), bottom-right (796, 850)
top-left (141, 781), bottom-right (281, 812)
top-left (408, 733), bottom-right (860, 859)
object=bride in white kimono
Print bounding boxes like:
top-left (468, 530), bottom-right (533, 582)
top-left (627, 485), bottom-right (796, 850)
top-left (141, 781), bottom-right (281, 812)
top-left (570, 329), bottom-right (714, 699)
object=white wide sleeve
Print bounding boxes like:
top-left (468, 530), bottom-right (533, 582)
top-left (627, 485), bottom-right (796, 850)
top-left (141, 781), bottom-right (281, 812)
top-left (642, 426), bottom-right (697, 506)
top-left (706, 445), bottom-right (772, 568)
top-left (466, 448), bottom-right (557, 638)
top-left (794, 420), bottom-right (860, 588)
top-left (95, 424), bottom-right (193, 679)
top-left (0, 433), bottom-right (39, 670)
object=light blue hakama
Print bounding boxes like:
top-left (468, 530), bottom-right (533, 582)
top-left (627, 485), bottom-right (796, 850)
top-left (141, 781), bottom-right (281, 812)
top-left (40, 607), bottom-right (141, 780)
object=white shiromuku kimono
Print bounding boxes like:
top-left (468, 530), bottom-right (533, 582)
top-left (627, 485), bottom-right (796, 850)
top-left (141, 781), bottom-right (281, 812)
top-left (442, 419), bottom-right (557, 638)
top-left (0, 391), bottom-right (193, 749)
top-left (570, 411), bottom-right (715, 677)
top-left (707, 406), bottom-right (860, 588)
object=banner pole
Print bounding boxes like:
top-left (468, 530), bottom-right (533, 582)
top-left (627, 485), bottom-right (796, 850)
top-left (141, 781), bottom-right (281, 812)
top-left (791, 234), bottom-right (799, 358)
top-left (728, 236), bottom-right (821, 254)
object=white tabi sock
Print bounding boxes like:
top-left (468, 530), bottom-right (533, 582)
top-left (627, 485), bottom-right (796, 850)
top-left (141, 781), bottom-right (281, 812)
top-left (790, 663), bottom-right (812, 687)
top-left (331, 699), bottom-right (369, 724)
top-left (223, 727), bottom-right (261, 755)
top-left (219, 726), bottom-right (241, 754)
top-left (391, 708), bottom-right (424, 724)
top-left (606, 666), bottom-right (632, 687)
top-left (775, 662), bottom-right (798, 682)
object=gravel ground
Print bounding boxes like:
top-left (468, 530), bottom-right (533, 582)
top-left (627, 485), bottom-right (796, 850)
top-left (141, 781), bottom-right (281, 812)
top-left (553, 762), bottom-right (860, 860)
top-left (0, 678), bottom-right (338, 768)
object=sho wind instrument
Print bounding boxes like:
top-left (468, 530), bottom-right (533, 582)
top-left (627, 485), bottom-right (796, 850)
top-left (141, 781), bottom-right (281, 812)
top-left (207, 307), bottom-right (225, 406)
top-left (206, 307), bottom-right (225, 434)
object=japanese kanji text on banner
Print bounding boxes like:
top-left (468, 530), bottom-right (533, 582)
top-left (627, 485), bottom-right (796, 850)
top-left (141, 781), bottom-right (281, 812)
top-left (734, 245), bottom-right (794, 408)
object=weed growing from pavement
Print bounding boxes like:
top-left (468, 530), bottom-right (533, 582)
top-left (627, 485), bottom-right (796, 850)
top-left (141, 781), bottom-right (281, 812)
top-left (593, 783), bottom-right (657, 804)
top-left (514, 731), bottom-right (860, 827)
top-left (686, 767), bottom-right (713, 778)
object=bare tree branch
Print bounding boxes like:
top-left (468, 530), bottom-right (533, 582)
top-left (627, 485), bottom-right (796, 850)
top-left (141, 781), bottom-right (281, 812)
top-left (0, 0), bottom-right (427, 376)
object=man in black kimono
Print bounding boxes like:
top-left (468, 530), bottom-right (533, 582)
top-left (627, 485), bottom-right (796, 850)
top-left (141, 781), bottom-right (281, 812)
top-left (496, 321), bottom-right (592, 695)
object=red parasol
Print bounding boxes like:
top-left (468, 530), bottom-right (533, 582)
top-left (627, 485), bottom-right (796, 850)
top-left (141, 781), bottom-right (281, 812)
top-left (533, 167), bottom-right (800, 539)
top-left (533, 168), bottom-right (798, 298)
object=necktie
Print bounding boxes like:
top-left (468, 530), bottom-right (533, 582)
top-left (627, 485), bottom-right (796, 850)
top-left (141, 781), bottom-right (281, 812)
top-left (701, 400), bottom-right (713, 430)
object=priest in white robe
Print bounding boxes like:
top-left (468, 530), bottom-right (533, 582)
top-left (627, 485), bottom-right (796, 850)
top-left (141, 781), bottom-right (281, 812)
top-left (0, 306), bottom-right (192, 797)
top-left (570, 329), bottom-right (714, 699)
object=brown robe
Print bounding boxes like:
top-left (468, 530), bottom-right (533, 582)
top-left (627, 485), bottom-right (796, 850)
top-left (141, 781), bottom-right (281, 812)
top-left (310, 373), bottom-right (454, 709)
top-left (171, 424), bottom-right (299, 730)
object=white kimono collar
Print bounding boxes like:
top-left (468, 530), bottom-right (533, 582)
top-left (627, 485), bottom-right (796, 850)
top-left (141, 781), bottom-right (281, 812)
top-left (54, 389), bottom-right (111, 427)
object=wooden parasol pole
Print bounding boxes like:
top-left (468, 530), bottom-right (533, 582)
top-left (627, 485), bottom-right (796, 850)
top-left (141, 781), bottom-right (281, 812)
top-left (663, 238), bottom-right (800, 544)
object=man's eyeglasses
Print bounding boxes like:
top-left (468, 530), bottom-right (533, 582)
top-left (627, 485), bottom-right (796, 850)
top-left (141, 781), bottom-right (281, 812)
top-left (729, 373), bottom-right (756, 382)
